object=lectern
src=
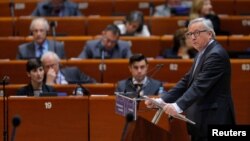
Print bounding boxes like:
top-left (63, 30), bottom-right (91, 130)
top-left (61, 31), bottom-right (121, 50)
top-left (123, 116), bottom-right (171, 141)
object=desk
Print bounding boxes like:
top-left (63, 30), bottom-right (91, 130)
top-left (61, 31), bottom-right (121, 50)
top-left (8, 96), bottom-right (89, 141)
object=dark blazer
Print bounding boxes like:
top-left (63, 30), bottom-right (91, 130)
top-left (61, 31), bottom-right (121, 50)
top-left (31, 0), bottom-right (82, 16)
top-left (17, 40), bottom-right (66, 59)
top-left (161, 40), bottom-right (235, 138)
top-left (116, 77), bottom-right (162, 96)
top-left (17, 83), bottom-right (56, 96)
top-left (78, 39), bottom-right (132, 59)
top-left (60, 67), bottom-right (96, 84)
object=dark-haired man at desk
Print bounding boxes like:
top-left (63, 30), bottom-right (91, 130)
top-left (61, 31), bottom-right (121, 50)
top-left (31, 0), bottom-right (82, 17)
top-left (116, 54), bottom-right (163, 96)
top-left (17, 58), bottom-right (56, 96)
top-left (41, 51), bottom-right (96, 85)
top-left (78, 24), bottom-right (132, 59)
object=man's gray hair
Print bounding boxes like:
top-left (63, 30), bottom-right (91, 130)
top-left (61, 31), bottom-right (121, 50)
top-left (188, 18), bottom-right (216, 38)
top-left (41, 51), bottom-right (60, 63)
top-left (30, 17), bottom-right (50, 32)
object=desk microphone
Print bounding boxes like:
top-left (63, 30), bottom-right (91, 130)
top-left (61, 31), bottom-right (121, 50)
top-left (99, 47), bottom-right (106, 83)
top-left (10, 115), bottom-right (21, 141)
top-left (147, 64), bottom-right (164, 78)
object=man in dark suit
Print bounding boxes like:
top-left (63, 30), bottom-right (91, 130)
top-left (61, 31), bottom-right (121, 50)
top-left (41, 51), bottom-right (96, 85)
top-left (31, 0), bottom-right (82, 17)
top-left (17, 58), bottom-right (56, 96)
top-left (17, 17), bottom-right (65, 60)
top-left (116, 54), bottom-right (163, 96)
top-left (78, 24), bottom-right (132, 59)
top-left (145, 18), bottom-right (235, 141)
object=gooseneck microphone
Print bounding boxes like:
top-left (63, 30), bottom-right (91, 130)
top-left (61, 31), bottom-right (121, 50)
top-left (99, 47), bottom-right (106, 83)
top-left (2, 75), bottom-right (10, 141)
top-left (148, 64), bottom-right (164, 78)
top-left (10, 115), bottom-right (21, 141)
top-left (121, 113), bottom-right (134, 141)
top-left (9, 0), bottom-right (15, 36)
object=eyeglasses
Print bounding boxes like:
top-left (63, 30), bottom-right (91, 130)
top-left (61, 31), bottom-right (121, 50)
top-left (185, 30), bottom-right (207, 39)
top-left (102, 36), bottom-right (117, 44)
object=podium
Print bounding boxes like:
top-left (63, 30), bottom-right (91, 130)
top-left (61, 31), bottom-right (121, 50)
top-left (123, 116), bottom-right (171, 141)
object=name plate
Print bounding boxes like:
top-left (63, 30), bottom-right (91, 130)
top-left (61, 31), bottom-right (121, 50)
top-left (115, 92), bottom-right (137, 120)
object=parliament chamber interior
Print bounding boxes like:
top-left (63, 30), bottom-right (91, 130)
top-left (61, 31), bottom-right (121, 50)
top-left (0, 0), bottom-right (250, 141)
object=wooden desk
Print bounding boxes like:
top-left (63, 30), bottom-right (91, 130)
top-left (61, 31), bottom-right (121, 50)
top-left (235, 0), bottom-right (250, 15)
top-left (5, 83), bottom-right (116, 96)
top-left (230, 59), bottom-right (250, 124)
top-left (120, 36), bottom-right (162, 57)
top-left (220, 16), bottom-right (250, 35)
top-left (149, 16), bottom-right (188, 35)
top-left (211, 0), bottom-right (235, 15)
top-left (8, 96), bottom-right (89, 141)
top-left (228, 36), bottom-right (250, 51)
top-left (16, 17), bottom-right (87, 36)
top-left (0, 17), bottom-right (16, 37)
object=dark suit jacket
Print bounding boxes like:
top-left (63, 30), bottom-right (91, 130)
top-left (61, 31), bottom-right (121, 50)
top-left (116, 77), bottom-right (162, 96)
top-left (161, 40), bottom-right (235, 138)
top-left (60, 67), bottom-right (96, 84)
top-left (17, 40), bottom-right (66, 59)
top-left (78, 39), bottom-right (132, 59)
top-left (31, 0), bottom-right (82, 16)
top-left (16, 83), bottom-right (56, 96)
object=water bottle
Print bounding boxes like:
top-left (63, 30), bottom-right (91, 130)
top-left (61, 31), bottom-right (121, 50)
top-left (75, 86), bottom-right (83, 96)
top-left (158, 86), bottom-right (164, 96)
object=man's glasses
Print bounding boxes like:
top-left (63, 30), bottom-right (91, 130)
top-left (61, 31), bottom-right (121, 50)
top-left (185, 30), bottom-right (207, 39)
top-left (102, 37), bottom-right (117, 44)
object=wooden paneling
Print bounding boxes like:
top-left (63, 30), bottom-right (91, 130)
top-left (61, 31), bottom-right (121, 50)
top-left (8, 96), bottom-right (89, 141)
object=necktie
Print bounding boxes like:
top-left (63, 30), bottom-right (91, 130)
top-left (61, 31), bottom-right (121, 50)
top-left (38, 46), bottom-right (44, 58)
top-left (192, 53), bottom-right (202, 76)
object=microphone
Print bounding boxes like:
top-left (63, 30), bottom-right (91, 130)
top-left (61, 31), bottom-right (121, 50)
top-left (9, 0), bottom-right (15, 17)
top-left (10, 115), bottom-right (21, 141)
top-left (99, 47), bottom-right (106, 83)
top-left (49, 21), bottom-right (57, 37)
top-left (149, 1), bottom-right (155, 16)
top-left (9, 0), bottom-right (15, 36)
top-left (121, 113), bottom-right (134, 141)
top-left (0, 75), bottom-right (10, 85)
top-left (147, 64), bottom-right (164, 78)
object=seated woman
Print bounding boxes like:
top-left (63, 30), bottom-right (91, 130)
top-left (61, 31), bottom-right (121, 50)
top-left (186, 0), bottom-right (229, 35)
top-left (162, 27), bottom-right (197, 59)
top-left (116, 10), bottom-right (150, 37)
top-left (17, 58), bottom-right (56, 96)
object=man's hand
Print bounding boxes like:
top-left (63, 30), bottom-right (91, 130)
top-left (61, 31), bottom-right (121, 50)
top-left (46, 68), bottom-right (56, 85)
top-left (163, 104), bottom-right (178, 117)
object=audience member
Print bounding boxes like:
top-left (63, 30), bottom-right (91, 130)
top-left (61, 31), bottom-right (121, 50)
top-left (154, 0), bottom-right (191, 17)
top-left (145, 18), bottom-right (235, 141)
top-left (41, 51), bottom-right (96, 85)
top-left (162, 28), bottom-right (197, 59)
top-left (116, 10), bottom-right (150, 36)
top-left (116, 54), bottom-right (163, 96)
top-left (17, 58), bottom-right (56, 96)
top-left (31, 0), bottom-right (82, 17)
top-left (78, 24), bottom-right (132, 59)
top-left (17, 17), bottom-right (66, 60)
top-left (187, 0), bottom-right (229, 35)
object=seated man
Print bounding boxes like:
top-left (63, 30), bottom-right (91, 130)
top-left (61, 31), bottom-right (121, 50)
top-left (17, 58), bottom-right (56, 96)
top-left (31, 0), bottom-right (82, 17)
top-left (116, 54), bottom-right (163, 96)
top-left (78, 24), bottom-right (132, 59)
top-left (17, 17), bottom-right (65, 60)
top-left (41, 51), bottom-right (96, 85)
